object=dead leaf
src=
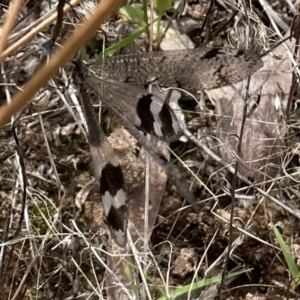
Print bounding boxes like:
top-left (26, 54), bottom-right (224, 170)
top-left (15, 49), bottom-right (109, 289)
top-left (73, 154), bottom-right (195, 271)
top-left (207, 39), bottom-right (296, 182)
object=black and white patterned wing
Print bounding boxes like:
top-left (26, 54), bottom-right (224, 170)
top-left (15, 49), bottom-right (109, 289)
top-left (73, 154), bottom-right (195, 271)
top-left (74, 47), bottom-right (263, 247)
top-left (77, 83), bottom-right (128, 247)
top-left (93, 48), bottom-right (263, 92)
top-left (88, 76), bottom-right (181, 142)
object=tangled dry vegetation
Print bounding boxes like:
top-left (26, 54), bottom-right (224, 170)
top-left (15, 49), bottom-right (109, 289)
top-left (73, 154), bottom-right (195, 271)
top-left (1, 0), bottom-right (300, 299)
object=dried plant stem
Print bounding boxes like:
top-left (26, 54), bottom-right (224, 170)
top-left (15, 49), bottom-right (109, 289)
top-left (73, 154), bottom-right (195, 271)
top-left (0, 0), bottom-right (124, 129)
top-left (0, 0), bottom-right (81, 61)
top-left (0, 0), bottom-right (24, 55)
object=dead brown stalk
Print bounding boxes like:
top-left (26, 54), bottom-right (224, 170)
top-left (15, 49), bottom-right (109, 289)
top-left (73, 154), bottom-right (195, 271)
top-left (0, 0), bottom-right (24, 55)
top-left (0, 0), bottom-right (82, 62)
top-left (0, 0), bottom-right (124, 129)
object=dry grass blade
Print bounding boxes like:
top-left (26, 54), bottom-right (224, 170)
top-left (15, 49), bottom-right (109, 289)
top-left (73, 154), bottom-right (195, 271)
top-left (0, 0), bottom-right (81, 61)
top-left (0, 0), bottom-right (24, 55)
top-left (0, 0), bottom-right (125, 129)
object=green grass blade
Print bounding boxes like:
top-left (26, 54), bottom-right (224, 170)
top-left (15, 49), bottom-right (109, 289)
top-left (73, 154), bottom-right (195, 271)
top-left (157, 268), bottom-right (252, 300)
top-left (119, 4), bottom-right (146, 27)
top-left (101, 23), bottom-right (150, 58)
top-left (154, 0), bottom-right (172, 15)
top-left (272, 224), bottom-right (299, 279)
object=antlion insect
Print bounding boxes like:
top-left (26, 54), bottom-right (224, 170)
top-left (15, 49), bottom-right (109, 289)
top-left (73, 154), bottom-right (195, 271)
top-left (75, 48), bottom-right (263, 247)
